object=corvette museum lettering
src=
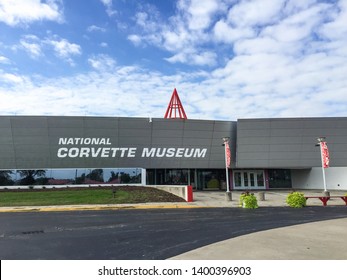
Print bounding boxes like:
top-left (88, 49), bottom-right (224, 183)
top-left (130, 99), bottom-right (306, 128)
top-left (57, 138), bottom-right (207, 158)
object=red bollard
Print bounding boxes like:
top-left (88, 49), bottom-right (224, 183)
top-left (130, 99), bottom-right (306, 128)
top-left (187, 185), bottom-right (193, 202)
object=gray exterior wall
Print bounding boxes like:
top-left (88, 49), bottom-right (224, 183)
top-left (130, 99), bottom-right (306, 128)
top-left (236, 117), bottom-right (347, 168)
top-left (292, 167), bottom-right (347, 190)
top-left (0, 116), bottom-right (236, 170)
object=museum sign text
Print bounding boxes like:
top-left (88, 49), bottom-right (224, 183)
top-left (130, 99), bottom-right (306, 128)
top-left (57, 138), bottom-right (207, 158)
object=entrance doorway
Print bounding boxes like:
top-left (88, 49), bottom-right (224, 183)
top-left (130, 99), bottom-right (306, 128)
top-left (233, 170), bottom-right (265, 190)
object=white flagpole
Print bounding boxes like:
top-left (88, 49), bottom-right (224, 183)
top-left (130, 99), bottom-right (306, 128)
top-left (222, 137), bottom-right (230, 193)
top-left (319, 142), bottom-right (328, 192)
top-left (317, 137), bottom-right (328, 192)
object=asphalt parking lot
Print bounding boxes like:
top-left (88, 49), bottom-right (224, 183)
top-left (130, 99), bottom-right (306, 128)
top-left (1, 206), bottom-right (346, 260)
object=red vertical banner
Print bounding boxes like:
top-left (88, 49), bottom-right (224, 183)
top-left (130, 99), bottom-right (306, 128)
top-left (321, 141), bottom-right (330, 168)
top-left (225, 141), bottom-right (231, 168)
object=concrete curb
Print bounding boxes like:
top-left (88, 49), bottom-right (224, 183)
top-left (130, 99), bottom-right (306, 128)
top-left (0, 203), bottom-right (208, 213)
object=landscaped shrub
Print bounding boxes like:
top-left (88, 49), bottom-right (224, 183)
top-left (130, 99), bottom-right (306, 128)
top-left (286, 191), bottom-right (306, 208)
top-left (239, 191), bottom-right (258, 209)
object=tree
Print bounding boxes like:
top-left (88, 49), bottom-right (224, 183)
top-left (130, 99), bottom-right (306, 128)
top-left (120, 172), bottom-right (131, 183)
top-left (0, 171), bottom-right (14, 186)
top-left (86, 169), bottom-right (104, 182)
top-left (108, 171), bottom-right (119, 182)
top-left (17, 170), bottom-right (46, 185)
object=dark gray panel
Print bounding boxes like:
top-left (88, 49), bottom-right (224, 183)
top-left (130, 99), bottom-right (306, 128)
top-left (183, 121), bottom-right (214, 131)
top-left (237, 117), bottom-right (347, 168)
top-left (118, 137), bottom-right (151, 145)
top-left (0, 146), bottom-right (15, 156)
top-left (151, 137), bottom-right (183, 145)
top-left (83, 117), bottom-right (119, 129)
top-left (13, 136), bottom-right (49, 146)
top-left (0, 117), bottom-right (11, 128)
top-left (48, 127), bottom-right (84, 136)
top-left (47, 117), bottom-right (84, 127)
top-left (0, 135), bottom-right (13, 145)
top-left (119, 118), bottom-right (152, 129)
top-left (238, 120), bottom-right (271, 130)
top-left (11, 116), bottom-right (48, 128)
top-left (12, 128), bottom-right (48, 136)
top-left (152, 129), bottom-right (184, 138)
top-left (119, 129), bottom-right (151, 137)
top-left (183, 130), bottom-right (213, 138)
top-left (152, 119), bottom-right (185, 130)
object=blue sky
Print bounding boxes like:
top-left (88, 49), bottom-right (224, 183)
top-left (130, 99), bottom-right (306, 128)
top-left (0, 0), bottom-right (346, 120)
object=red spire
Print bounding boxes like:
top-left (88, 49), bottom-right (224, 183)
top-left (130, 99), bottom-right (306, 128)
top-left (164, 88), bottom-right (188, 119)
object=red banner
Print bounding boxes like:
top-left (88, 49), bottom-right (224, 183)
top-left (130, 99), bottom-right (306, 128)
top-left (225, 141), bottom-right (231, 168)
top-left (321, 141), bottom-right (329, 168)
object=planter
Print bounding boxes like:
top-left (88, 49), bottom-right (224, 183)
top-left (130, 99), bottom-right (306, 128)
top-left (240, 192), bottom-right (258, 209)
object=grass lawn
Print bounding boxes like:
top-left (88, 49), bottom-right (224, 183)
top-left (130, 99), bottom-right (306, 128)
top-left (0, 186), bottom-right (185, 207)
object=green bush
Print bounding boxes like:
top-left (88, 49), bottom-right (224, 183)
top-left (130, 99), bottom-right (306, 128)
top-left (239, 192), bottom-right (258, 209)
top-left (286, 192), bottom-right (306, 208)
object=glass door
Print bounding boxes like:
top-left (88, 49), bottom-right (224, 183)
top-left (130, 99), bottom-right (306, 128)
top-left (233, 170), bottom-right (265, 189)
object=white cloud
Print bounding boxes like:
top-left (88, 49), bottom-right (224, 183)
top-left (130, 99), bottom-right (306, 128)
top-left (127, 1), bottom-right (222, 66)
top-left (213, 20), bottom-right (255, 43)
top-left (177, 0), bottom-right (220, 30)
top-left (0, 0), bottom-right (63, 26)
top-left (1, 72), bottom-right (24, 84)
top-left (127, 34), bottom-right (142, 47)
top-left (99, 0), bottom-right (116, 17)
top-left (1, 1), bottom-right (347, 121)
top-left (87, 25), bottom-right (106, 32)
top-left (227, 0), bottom-right (286, 27)
top-left (19, 35), bottom-right (42, 58)
top-left (88, 54), bottom-right (116, 71)
top-left (10, 34), bottom-right (81, 65)
top-left (45, 38), bottom-right (81, 60)
top-left (166, 50), bottom-right (217, 66)
top-left (0, 55), bottom-right (10, 64)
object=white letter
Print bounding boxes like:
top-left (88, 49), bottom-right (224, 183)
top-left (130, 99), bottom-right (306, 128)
top-left (79, 147), bottom-right (90, 157)
top-left (68, 148), bottom-right (79, 158)
top-left (111, 148), bottom-right (120, 157)
top-left (166, 148), bottom-right (175, 157)
top-left (57, 148), bottom-right (68, 158)
top-left (156, 148), bottom-right (166, 157)
top-left (91, 147), bottom-right (102, 157)
top-left (175, 148), bottom-right (184, 157)
top-left (128, 148), bottom-right (137, 157)
top-left (119, 148), bottom-right (128, 157)
top-left (142, 148), bottom-right (156, 157)
top-left (101, 148), bottom-right (110, 157)
top-left (58, 138), bottom-right (67, 145)
top-left (194, 148), bottom-right (207, 158)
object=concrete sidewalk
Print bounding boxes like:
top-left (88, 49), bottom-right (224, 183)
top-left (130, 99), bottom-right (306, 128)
top-left (170, 217), bottom-right (347, 260)
top-left (169, 190), bottom-right (347, 260)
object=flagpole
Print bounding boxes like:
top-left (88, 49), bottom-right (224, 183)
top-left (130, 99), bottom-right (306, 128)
top-left (317, 137), bottom-right (328, 192)
top-left (222, 137), bottom-right (230, 193)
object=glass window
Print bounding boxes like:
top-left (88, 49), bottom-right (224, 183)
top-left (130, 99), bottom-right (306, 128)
top-left (256, 171), bottom-right (264, 187)
top-left (250, 173), bottom-right (255, 186)
top-left (268, 169), bottom-right (292, 188)
top-left (196, 169), bottom-right (225, 190)
top-left (243, 172), bottom-right (248, 186)
top-left (0, 168), bottom-right (142, 186)
top-left (234, 172), bottom-right (242, 187)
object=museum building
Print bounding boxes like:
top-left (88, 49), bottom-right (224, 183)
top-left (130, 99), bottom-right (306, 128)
top-left (1, 115), bottom-right (347, 191)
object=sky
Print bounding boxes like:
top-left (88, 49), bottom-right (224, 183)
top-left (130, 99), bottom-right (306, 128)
top-left (0, 0), bottom-right (347, 121)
